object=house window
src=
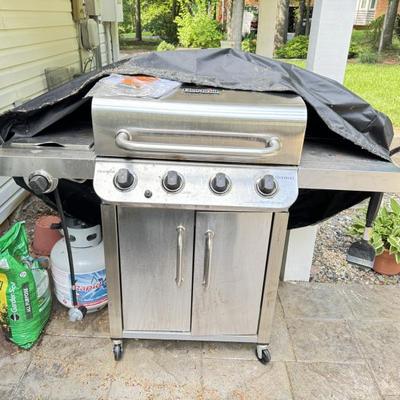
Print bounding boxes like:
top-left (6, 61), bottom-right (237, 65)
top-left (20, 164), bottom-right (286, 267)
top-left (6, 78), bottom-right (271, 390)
top-left (360, 0), bottom-right (368, 9)
top-left (370, 0), bottom-right (377, 9)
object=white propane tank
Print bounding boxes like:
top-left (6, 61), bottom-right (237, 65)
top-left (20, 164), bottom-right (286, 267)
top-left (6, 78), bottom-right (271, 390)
top-left (50, 222), bottom-right (107, 312)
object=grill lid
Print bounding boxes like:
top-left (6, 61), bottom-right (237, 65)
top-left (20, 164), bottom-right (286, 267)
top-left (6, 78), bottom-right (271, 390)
top-left (92, 87), bottom-right (307, 166)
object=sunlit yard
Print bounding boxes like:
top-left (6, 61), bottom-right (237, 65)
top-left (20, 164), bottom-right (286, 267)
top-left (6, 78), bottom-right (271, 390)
top-left (344, 64), bottom-right (400, 128)
top-left (283, 60), bottom-right (400, 128)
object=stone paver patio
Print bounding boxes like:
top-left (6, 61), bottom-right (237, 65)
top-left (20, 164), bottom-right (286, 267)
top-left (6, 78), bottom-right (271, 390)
top-left (2, 282), bottom-right (400, 399)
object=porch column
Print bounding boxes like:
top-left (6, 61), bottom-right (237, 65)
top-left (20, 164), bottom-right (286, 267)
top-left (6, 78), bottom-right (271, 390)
top-left (282, 0), bottom-right (358, 281)
top-left (256, 0), bottom-right (279, 57)
top-left (307, 0), bottom-right (358, 82)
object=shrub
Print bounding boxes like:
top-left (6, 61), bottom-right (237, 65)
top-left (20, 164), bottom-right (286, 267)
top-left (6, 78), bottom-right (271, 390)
top-left (275, 33), bottom-right (366, 60)
top-left (157, 41), bottom-right (176, 51)
top-left (175, 1), bottom-right (223, 48)
top-left (349, 198), bottom-right (400, 264)
top-left (142, 1), bottom-right (178, 44)
top-left (242, 33), bottom-right (257, 53)
top-left (359, 50), bottom-right (379, 64)
top-left (348, 41), bottom-right (361, 59)
top-left (275, 35), bottom-right (309, 59)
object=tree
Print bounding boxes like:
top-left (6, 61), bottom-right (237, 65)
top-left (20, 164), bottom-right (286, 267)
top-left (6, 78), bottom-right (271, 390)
top-left (275, 0), bottom-right (290, 48)
top-left (379, 0), bottom-right (400, 51)
top-left (228, 0), bottom-right (244, 49)
top-left (295, 0), bottom-right (306, 36)
top-left (135, 0), bottom-right (142, 41)
top-left (304, 0), bottom-right (312, 36)
top-left (141, 0), bottom-right (180, 43)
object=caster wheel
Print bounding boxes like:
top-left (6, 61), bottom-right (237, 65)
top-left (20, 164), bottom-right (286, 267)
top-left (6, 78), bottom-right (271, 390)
top-left (113, 344), bottom-right (123, 361)
top-left (255, 347), bottom-right (271, 365)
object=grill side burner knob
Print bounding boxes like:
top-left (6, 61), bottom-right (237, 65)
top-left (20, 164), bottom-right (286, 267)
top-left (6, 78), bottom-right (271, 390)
top-left (163, 170), bottom-right (183, 192)
top-left (27, 170), bottom-right (58, 194)
top-left (210, 173), bottom-right (231, 194)
top-left (29, 174), bottom-right (50, 194)
top-left (114, 168), bottom-right (135, 190)
top-left (257, 175), bottom-right (277, 196)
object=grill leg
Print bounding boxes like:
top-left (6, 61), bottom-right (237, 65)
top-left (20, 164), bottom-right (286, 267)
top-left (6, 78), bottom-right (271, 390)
top-left (257, 213), bottom-right (289, 344)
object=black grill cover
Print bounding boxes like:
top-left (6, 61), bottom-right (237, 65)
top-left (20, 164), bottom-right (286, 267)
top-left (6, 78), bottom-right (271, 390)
top-left (1, 49), bottom-right (397, 228)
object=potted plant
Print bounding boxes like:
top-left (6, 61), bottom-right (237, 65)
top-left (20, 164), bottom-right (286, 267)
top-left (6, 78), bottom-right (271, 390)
top-left (349, 198), bottom-right (400, 275)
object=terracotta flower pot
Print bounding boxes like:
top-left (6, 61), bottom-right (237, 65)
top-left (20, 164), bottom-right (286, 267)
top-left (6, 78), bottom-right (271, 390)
top-left (373, 250), bottom-right (400, 276)
top-left (32, 215), bottom-right (62, 256)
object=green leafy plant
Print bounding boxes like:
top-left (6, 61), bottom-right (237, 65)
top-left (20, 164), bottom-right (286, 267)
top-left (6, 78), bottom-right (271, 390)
top-left (142, 1), bottom-right (179, 43)
top-left (175, 1), bottom-right (223, 48)
top-left (359, 50), bottom-right (379, 64)
top-left (157, 41), bottom-right (176, 51)
top-left (367, 14), bottom-right (385, 48)
top-left (349, 198), bottom-right (400, 264)
top-left (275, 35), bottom-right (309, 59)
top-left (348, 41), bottom-right (361, 59)
top-left (275, 34), bottom-right (364, 60)
top-left (242, 33), bottom-right (257, 53)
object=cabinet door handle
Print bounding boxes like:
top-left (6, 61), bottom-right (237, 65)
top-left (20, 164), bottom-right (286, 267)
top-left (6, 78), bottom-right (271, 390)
top-left (176, 225), bottom-right (185, 287)
top-left (203, 230), bottom-right (214, 289)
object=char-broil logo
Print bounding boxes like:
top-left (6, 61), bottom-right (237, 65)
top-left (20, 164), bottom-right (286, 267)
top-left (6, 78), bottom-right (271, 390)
top-left (183, 88), bottom-right (220, 95)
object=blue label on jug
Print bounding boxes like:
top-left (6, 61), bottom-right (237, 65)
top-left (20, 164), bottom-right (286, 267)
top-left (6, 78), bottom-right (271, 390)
top-left (74, 269), bottom-right (107, 307)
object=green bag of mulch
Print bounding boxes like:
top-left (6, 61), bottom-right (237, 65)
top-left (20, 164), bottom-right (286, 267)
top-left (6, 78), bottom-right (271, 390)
top-left (0, 222), bottom-right (51, 349)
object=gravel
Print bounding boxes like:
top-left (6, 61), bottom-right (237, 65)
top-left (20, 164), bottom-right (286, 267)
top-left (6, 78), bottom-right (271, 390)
top-left (9, 195), bottom-right (56, 240)
top-left (311, 194), bottom-right (400, 285)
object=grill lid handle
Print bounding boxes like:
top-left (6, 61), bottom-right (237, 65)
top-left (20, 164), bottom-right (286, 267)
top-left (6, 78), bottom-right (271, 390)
top-left (115, 129), bottom-right (281, 157)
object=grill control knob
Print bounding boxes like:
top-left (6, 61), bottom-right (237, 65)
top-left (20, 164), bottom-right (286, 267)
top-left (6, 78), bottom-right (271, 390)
top-left (163, 170), bottom-right (183, 192)
top-left (257, 175), bottom-right (277, 196)
top-left (210, 173), bottom-right (231, 194)
top-left (29, 174), bottom-right (50, 194)
top-left (27, 170), bottom-right (57, 194)
top-left (114, 168), bottom-right (135, 190)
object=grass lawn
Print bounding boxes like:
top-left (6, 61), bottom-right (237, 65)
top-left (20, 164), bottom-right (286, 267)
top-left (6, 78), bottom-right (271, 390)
top-left (119, 33), bottom-right (161, 53)
top-left (283, 60), bottom-right (400, 128)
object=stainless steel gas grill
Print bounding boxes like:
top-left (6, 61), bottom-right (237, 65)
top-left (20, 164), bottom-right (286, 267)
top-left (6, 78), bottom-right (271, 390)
top-left (1, 85), bottom-right (400, 363)
top-left (92, 87), bottom-right (307, 362)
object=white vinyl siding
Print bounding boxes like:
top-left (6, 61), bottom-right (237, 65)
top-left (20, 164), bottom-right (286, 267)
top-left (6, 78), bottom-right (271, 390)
top-left (354, 0), bottom-right (377, 25)
top-left (0, 0), bottom-right (118, 222)
top-left (0, 0), bottom-right (82, 220)
top-left (0, 1), bottom-right (82, 112)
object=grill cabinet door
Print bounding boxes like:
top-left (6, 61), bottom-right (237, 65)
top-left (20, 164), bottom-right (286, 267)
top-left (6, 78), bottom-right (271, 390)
top-left (192, 212), bottom-right (272, 336)
top-left (118, 208), bottom-right (194, 332)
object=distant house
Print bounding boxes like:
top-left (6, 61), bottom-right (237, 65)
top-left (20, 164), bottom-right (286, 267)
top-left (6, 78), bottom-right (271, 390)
top-left (354, 0), bottom-right (400, 27)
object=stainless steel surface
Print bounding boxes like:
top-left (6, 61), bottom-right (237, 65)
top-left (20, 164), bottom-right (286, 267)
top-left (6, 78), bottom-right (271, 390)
top-left (7, 128), bottom-right (93, 150)
top-left (93, 159), bottom-right (299, 211)
top-left (202, 230), bottom-right (214, 289)
top-left (92, 89), bottom-right (307, 165)
top-left (299, 141), bottom-right (400, 192)
top-left (1, 137), bottom-right (399, 193)
top-left (175, 225), bottom-right (185, 287)
top-left (121, 330), bottom-right (257, 343)
top-left (118, 208), bottom-right (194, 332)
top-left (257, 213), bottom-right (289, 344)
top-left (115, 129), bottom-right (282, 158)
top-left (101, 204), bottom-right (123, 338)
top-left (191, 212), bottom-right (272, 336)
top-left (0, 147), bottom-right (95, 179)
